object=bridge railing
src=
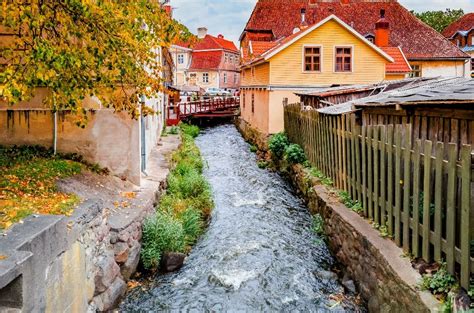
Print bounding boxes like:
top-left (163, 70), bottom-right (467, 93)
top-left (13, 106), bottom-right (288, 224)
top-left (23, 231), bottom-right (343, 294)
top-left (178, 97), bottom-right (240, 118)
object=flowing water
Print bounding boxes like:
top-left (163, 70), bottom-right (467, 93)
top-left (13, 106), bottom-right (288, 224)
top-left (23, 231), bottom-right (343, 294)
top-left (121, 125), bottom-right (362, 312)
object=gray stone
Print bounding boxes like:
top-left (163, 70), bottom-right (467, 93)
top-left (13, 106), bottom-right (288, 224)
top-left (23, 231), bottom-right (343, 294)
top-left (118, 230), bottom-right (130, 243)
top-left (94, 257), bottom-right (120, 294)
top-left (113, 242), bottom-right (129, 264)
top-left (453, 289), bottom-right (471, 313)
top-left (161, 252), bottom-right (186, 272)
top-left (314, 270), bottom-right (338, 283)
top-left (95, 277), bottom-right (126, 312)
top-left (121, 243), bottom-right (141, 281)
top-left (342, 273), bottom-right (356, 294)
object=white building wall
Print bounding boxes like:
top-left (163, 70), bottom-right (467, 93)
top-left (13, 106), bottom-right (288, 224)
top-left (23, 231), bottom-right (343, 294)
top-left (419, 60), bottom-right (471, 78)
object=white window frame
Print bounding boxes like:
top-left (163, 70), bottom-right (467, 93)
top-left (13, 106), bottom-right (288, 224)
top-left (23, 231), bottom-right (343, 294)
top-left (177, 54), bottom-right (184, 65)
top-left (202, 72), bottom-right (209, 83)
top-left (333, 45), bottom-right (354, 73)
top-left (302, 44), bottom-right (323, 73)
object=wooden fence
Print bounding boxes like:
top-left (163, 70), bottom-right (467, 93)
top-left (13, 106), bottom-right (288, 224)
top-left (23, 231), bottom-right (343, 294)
top-left (284, 103), bottom-right (473, 290)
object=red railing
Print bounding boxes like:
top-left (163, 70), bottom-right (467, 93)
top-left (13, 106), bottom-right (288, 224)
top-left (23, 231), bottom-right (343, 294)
top-left (178, 97), bottom-right (240, 118)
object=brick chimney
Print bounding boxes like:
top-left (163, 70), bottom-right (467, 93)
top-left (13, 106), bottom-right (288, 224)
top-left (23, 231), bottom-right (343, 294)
top-left (197, 27), bottom-right (208, 39)
top-left (375, 9), bottom-right (390, 47)
top-left (163, 5), bottom-right (173, 17)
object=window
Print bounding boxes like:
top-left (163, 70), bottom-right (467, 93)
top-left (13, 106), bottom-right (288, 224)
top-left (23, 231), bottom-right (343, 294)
top-left (303, 46), bottom-right (321, 72)
top-left (225, 54), bottom-right (228, 63)
top-left (251, 93), bottom-right (255, 113)
top-left (251, 67), bottom-right (255, 77)
top-left (409, 64), bottom-right (422, 78)
top-left (234, 73), bottom-right (237, 84)
top-left (177, 54), bottom-right (184, 64)
top-left (471, 58), bottom-right (474, 72)
top-left (335, 47), bottom-right (352, 72)
top-left (243, 91), bottom-right (246, 108)
top-left (202, 72), bottom-right (209, 83)
top-left (223, 72), bottom-right (227, 83)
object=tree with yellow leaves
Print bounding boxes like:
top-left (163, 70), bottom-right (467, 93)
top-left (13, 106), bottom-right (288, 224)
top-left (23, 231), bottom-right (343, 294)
top-left (0, 0), bottom-right (191, 125)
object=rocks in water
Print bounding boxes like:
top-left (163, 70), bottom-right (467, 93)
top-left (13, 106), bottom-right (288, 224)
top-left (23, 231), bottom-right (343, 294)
top-left (314, 270), bottom-right (338, 283)
top-left (161, 252), bottom-right (186, 272)
top-left (93, 277), bottom-right (127, 312)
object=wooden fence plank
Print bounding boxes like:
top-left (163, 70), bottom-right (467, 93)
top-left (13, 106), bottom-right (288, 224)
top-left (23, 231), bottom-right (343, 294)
top-left (342, 115), bottom-right (348, 191)
top-left (412, 140), bottom-right (422, 257)
top-left (394, 126), bottom-right (402, 246)
top-left (350, 117), bottom-right (357, 199)
top-left (434, 142), bottom-right (444, 261)
top-left (337, 116), bottom-right (344, 189)
top-left (362, 126), bottom-right (367, 216)
top-left (355, 122), bottom-right (362, 205)
top-left (373, 126), bottom-right (380, 225)
top-left (460, 144), bottom-right (472, 289)
top-left (445, 143), bottom-right (457, 274)
top-left (387, 125), bottom-right (394, 235)
top-left (368, 126), bottom-right (374, 220)
top-left (403, 124), bottom-right (412, 252)
top-left (422, 140), bottom-right (433, 262)
top-left (380, 126), bottom-right (387, 226)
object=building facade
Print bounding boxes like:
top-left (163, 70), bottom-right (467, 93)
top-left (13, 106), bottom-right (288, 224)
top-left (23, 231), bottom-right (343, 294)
top-left (171, 27), bottom-right (241, 92)
top-left (239, 0), bottom-right (470, 136)
top-left (443, 13), bottom-right (474, 78)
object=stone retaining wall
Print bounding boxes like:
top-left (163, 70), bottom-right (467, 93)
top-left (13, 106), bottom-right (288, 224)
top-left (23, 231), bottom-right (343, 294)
top-left (235, 120), bottom-right (440, 312)
top-left (0, 136), bottom-right (180, 312)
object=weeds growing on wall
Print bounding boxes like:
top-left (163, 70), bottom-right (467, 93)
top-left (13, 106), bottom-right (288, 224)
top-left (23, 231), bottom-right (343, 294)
top-left (268, 132), bottom-right (289, 158)
top-left (141, 123), bottom-right (213, 269)
top-left (420, 263), bottom-right (458, 305)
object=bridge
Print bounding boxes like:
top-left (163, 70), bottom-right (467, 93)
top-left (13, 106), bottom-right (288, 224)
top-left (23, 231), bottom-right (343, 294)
top-left (166, 98), bottom-right (240, 125)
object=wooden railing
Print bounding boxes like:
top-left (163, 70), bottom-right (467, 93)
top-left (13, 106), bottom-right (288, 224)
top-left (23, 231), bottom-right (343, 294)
top-left (284, 103), bottom-right (473, 289)
top-left (178, 97), bottom-right (240, 118)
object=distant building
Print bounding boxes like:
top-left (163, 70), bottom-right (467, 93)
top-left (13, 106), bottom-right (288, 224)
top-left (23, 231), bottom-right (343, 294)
top-left (171, 28), bottom-right (240, 92)
top-left (443, 13), bottom-right (474, 77)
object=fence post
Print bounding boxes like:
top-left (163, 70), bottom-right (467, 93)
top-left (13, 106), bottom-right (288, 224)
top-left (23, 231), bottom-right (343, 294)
top-left (445, 143), bottom-right (457, 273)
top-left (402, 124), bottom-right (412, 252)
top-left (422, 140), bottom-right (433, 262)
top-left (460, 144), bottom-right (472, 289)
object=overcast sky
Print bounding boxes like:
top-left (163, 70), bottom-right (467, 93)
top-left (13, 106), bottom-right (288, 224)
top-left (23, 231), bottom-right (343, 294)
top-left (171, 0), bottom-right (474, 43)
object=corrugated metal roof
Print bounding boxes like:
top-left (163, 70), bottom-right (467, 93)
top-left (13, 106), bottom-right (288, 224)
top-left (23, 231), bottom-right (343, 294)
top-left (317, 77), bottom-right (474, 115)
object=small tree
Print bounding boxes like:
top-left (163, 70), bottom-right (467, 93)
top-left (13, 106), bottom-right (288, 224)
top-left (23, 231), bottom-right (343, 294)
top-left (0, 0), bottom-right (191, 126)
top-left (412, 9), bottom-right (465, 33)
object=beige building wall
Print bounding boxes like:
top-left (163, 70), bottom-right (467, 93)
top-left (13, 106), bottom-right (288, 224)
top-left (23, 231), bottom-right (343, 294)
top-left (240, 89), bottom-right (270, 134)
top-left (410, 60), bottom-right (470, 78)
top-left (188, 70), bottom-right (220, 89)
top-left (268, 90), bottom-right (300, 134)
top-left (0, 109), bottom-right (142, 185)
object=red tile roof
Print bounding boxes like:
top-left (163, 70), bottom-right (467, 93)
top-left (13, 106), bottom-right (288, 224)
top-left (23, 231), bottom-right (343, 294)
top-left (189, 51), bottom-right (222, 70)
top-left (251, 41), bottom-right (278, 56)
top-left (381, 46), bottom-right (411, 73)
top-left (442, 13), bottom-right (474, 38)
top-left (243, 0), bottom-right (468, 60)
top-left (193, 35), bottom-right (238, 52)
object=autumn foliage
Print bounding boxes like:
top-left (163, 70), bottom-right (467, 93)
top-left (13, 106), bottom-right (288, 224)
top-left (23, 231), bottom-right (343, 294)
top-left (0, 0), bottom-right (191, 125)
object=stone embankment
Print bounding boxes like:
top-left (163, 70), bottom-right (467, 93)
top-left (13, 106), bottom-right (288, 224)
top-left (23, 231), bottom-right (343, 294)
top-left (0, 135), bottom-right (180, 312)
top-left (236, 119), bottom-right (440, 312)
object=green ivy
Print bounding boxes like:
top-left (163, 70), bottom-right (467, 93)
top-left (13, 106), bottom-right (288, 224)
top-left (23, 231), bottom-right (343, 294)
top-left (284, 144), bottom-right (306, 164)
top-left (268, 132), bottom-right (289, 158)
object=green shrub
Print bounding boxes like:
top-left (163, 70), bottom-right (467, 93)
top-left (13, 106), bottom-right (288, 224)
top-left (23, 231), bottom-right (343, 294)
top-left (180, 123), bottom-right (200, 138)
top-left (268, 132), bottom-right (289, 158)
top-left (257, 161), bottom-right (269, 169)
top-left (249, 145), bottom-right (258, 153)
top-left (420, 263), bottom-right (457, 296)
top-left (179, 207), bottom-right (204, 245)
top-left (308, 167), bottom-right (333, 186)
top-left (141, 211), bottom-right (186, 269)
top-left (285, 144), bottom-right (306, 164)
top-left (168, 126), bottom-right (180, 135)
top-left (167, 170), bottom-right (210, 199)
top-left (312, 214), bottom-right (325, 236)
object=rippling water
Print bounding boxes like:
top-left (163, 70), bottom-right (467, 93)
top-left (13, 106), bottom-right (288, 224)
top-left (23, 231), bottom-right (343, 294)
top-left (121, 125), bottom-right (362, 312)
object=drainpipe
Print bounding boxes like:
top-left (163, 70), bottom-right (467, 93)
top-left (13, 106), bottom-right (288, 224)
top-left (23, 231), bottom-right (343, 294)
top-left (53, 93), bottom-right (58, 155)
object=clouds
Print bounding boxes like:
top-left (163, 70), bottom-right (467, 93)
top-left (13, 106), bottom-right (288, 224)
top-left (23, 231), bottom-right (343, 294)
top-left (171, 0), bottom-right (474, 44)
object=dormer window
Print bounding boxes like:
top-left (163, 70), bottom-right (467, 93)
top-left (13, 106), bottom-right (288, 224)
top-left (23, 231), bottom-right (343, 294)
top-left (364, 34), bottom-right (375, 43)
top-left (177, 54), bottom-right (184, 64)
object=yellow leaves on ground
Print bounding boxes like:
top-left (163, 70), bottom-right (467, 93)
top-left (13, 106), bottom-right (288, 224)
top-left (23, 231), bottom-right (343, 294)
top-left (0, 147), bottom-right (82, 230)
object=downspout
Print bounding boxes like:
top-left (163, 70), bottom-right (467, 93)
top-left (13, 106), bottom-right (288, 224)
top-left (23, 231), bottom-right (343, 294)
top-left (53, 93), bottom-right (58, 155)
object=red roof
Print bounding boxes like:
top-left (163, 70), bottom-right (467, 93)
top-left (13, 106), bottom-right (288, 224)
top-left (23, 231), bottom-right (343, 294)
top-left (243, 0), bottom-right (468, 60)
top-left (381, 47), bottom-right (411, 73)
top-left (194, 35), bottom-right (238, 52)
top-left (442, 13), bottom-right (474, 38)
top-left (189, 51), bottom-right (222, 70)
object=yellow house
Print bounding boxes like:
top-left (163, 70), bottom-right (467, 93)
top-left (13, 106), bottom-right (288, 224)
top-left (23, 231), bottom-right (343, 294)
top-left (240, 15), bottom-right (405, 135)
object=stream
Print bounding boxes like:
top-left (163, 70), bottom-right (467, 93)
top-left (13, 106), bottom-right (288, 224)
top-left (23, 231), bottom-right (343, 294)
top-left (121, 124), bottom-right (362, 312)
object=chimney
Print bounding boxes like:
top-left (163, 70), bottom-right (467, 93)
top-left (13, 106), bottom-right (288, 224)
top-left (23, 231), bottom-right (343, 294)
top-left (163, 5), bottom-right (173, 17)
top-left (375, 9), bottom-right (390, 47)
top-left (197, 27), bottom-right (208, 39)
top-left (300, 8), bottom-right (308, 29)
top-left (218, 34), bottom-right (224, 39)
top-left (341, 0), bottom-right (350, 4)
